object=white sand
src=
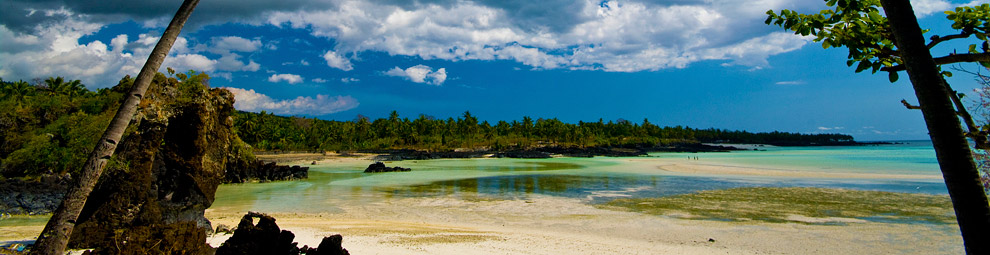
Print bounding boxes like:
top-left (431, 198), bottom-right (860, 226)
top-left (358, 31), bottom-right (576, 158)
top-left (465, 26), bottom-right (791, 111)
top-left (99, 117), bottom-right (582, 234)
top-left (204, 194), bottom-right (961, 254)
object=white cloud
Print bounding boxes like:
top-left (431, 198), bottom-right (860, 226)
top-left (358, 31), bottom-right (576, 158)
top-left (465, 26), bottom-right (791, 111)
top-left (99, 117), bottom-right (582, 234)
top-left (268, 73), bottom-right (304, 84)
top-left (214, 72), bottom-right (233, 81)
top-left (911, 0), bottom-right (953, 17)
top-left (264, 0), bottom-right (820, 72)
top-left (312, 78), bottom-right (327, 83)
top-left (224, 87), bottom-right (359, 115)
top-left (0, 8), bottom-right (268, 88)
top-left (322, 50), bottom-right (353, 71)
top-left (341, 77), bottom-right (359, 83)
top-left (775, 80), bottom-right (805, 85)
top-left (208, 36), bottom-right (262, 54)
top-left (385, 65), bottom-right (447, 85)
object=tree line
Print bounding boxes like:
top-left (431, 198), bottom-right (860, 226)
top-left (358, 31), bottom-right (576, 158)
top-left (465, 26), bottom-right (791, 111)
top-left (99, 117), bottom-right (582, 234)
top-left (233, 110), bottom-right (856, 152)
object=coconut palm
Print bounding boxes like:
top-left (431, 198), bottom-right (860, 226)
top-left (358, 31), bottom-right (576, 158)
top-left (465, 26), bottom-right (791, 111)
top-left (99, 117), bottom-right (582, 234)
top-left (31, 0), bottom-right (202, 254)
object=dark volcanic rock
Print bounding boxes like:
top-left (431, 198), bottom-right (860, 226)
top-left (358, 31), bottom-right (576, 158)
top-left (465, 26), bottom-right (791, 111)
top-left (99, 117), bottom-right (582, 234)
top-left (66, 77), bottom-right (236, 254)
top-left (0, 176), bottom-right (68, 215)
top-left (363, 162), bottom-right (411, 173)
top-left (216, 212), bottom-right (349, 255)
top-left (225, 160), bottom-right (308, 183)
top-left (302, 235), bottom-right (350, 255)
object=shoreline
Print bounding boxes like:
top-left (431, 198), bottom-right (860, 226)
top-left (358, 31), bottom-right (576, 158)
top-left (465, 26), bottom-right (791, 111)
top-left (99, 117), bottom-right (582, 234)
top-left (4, 192), bottom-right (960, 254)
top-left (2, 149), bottom-right (955, 254)
top-left (201, 193), bottom-right (958, 254)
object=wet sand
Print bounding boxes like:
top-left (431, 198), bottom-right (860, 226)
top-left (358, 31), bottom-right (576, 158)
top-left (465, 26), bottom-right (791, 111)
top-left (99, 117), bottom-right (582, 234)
top-left (203, 194), bottom-right (960, 254)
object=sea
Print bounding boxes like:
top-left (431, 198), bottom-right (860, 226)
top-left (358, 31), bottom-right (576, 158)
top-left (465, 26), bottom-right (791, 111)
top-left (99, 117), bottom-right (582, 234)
top-left (211, 140), bottom-right (949, 214)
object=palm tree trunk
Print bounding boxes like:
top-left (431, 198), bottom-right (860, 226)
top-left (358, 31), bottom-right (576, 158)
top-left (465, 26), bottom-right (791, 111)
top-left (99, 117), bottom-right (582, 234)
top-left (878, 0), bottom-right (990, 253)
top-left (30, 1), bottom-right (201, 254)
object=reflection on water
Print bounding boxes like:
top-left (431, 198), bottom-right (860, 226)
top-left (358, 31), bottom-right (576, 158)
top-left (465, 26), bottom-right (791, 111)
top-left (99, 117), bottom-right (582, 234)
top-left (466, 162), bottom-right (584, 171)
top-left (378, 174), bottom-right (948, 203)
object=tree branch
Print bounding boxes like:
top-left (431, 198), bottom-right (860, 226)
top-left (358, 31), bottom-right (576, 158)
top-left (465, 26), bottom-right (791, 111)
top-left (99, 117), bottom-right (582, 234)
top-left (943, 80), bottom-right (990, 149)
top-left (900, 99), bottom-right (922, 109)
top-left (928, 33), bottom-right (972, 49)
top-left (882, 52), bottom-right (990, 71)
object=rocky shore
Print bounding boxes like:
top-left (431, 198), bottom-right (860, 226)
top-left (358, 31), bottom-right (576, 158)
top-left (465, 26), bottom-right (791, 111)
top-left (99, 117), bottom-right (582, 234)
top-left (225, 160), bottom-right (309, 183)
top-left (0, 177), bottom-right (69, 215)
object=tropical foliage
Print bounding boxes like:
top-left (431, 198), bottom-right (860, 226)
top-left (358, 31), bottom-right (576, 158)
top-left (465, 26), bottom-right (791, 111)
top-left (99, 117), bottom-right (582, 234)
top-left (0, 72), bottom-right (220, 179)
top-left (233, 110), bottom-right (855, 152)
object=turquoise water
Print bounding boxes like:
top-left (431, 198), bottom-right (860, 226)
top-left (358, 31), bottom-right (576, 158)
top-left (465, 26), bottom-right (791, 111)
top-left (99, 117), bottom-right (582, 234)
top-left (651, 140), bottom-right (939, 175)
top-left (211, 141), bottom-right (948, 213)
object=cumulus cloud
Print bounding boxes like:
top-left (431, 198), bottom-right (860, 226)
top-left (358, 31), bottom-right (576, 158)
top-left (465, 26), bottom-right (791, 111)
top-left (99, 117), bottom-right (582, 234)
top-left (322, 50), bottom-right (353, 71)
top-left (385, 65), bottom-right (447, 85)
top-left (207, 36), bottom-right (262, 54)
top-left (0, 0), bottom-right (336, 33)
top-left (224, 87), bottom-right (359, 115)
top-left (264, 0), bottom-right (823, 72)
top-left (268, 73), bottom-right (304, 84)
top-left (341, 77), bottom-right (359, 83)
top-left (0, 8), bottom-right (266, 88)
top-left (911, 0), bottom-right (954, 17)
top-left (312, 78), bottom-right (328, 83)
top-left (2, 0), bottom-right (839, 81)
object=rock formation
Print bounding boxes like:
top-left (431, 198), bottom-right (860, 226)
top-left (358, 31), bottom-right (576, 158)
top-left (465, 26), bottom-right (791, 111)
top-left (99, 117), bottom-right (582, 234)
top-left (224, 160), bottom-right (308, 183)
top-left (363, 162), bottom-right (411, 173)
top-left (216, 212), bottom-right (349, 255)
top-left (66, 74), bottom-right (235, 254)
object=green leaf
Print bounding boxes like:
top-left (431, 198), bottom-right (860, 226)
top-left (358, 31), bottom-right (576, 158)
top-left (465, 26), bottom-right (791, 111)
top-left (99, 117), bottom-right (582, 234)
top-left (822, 40), bottom-right (831, 49)
top-left (888, 71), bottom-right (899, 82)
top-left (971, 44), bottom-right (979, 54)
top-left (856, 60), bottom-right (871, 72)
top-left (942, 71), bottom-right (953, 77)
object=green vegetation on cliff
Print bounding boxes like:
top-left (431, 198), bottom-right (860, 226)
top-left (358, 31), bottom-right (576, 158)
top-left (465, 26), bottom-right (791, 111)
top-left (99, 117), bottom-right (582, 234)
top-left (0, 71), bottom-right (255, 179)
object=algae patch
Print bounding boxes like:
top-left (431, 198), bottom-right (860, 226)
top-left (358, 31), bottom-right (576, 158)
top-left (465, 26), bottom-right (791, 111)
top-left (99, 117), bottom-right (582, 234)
top-left (599, 187), bottom-right (954, 225)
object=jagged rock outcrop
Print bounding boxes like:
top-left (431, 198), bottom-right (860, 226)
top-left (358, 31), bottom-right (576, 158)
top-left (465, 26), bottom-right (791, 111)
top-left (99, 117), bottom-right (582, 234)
top-left (216, 212), bottom-right (349, 255)
top-left (364, 162), bottom-right (410, 173)
top-left (224, 160), bottom-right (308, 183)
top-left (66, 74), bottom-right (234, 254)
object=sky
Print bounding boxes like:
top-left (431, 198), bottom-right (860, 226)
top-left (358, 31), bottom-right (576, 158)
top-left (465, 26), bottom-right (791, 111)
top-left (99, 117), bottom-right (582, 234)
top-left (1, 0), bottom-right (987, 141)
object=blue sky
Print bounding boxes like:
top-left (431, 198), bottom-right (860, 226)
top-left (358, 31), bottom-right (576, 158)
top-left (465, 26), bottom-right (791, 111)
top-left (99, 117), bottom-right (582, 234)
top-left (1, 0), bottom-right (987, 141)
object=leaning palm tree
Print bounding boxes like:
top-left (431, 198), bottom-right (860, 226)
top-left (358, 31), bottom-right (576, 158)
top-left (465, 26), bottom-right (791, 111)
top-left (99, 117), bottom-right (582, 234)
top-left (30, 0), bottom-right (201, 254)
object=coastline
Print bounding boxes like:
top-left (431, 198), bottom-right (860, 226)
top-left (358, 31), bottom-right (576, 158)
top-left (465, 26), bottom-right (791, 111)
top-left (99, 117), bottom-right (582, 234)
top-left (2, 149), bottom-right (955, 254)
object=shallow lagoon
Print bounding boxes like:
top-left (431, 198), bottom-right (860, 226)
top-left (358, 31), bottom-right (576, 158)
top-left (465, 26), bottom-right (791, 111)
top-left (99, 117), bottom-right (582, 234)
top-left (211, 141), bottom-right (947, 214)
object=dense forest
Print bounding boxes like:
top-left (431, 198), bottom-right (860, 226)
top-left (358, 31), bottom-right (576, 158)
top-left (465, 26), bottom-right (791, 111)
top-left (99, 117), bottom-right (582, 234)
top-left (233, 110), bottom-right (856, 152)
top-left (1, 74), bottom-right (856, 179)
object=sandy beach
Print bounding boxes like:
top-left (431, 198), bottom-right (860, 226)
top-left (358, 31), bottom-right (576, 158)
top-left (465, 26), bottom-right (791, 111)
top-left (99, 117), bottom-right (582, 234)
top-left (202, 193), bottom-right (959, 254)
top-left (204, 152), bottom-right (958, 254)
